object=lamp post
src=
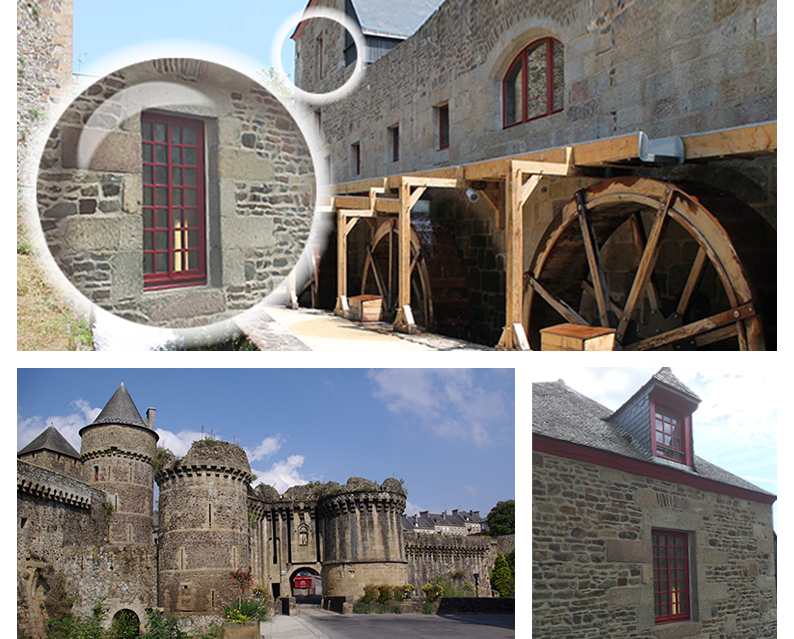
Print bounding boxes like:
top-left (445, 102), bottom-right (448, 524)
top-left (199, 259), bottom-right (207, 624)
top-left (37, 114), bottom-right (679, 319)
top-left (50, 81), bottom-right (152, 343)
top-left (473, 572), bottom-right (479, 597)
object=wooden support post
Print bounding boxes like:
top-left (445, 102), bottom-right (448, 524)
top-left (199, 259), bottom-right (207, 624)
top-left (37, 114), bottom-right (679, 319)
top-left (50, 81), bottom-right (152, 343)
top-left (496, 165), bottom-right (542, 350)
top-left (334, 207), bottom-right (348, 316)
top-left (393, 179), bottom-right (418, 333)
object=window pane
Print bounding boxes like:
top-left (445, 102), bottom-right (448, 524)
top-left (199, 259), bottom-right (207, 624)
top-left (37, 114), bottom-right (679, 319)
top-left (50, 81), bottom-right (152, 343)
top-left (143, 210), bottom-right (153, 228)
top-left (185, 189), bottom-right (197, 206)
top-left (143, 165), bottom-right (153, 184)
top-left (184, 127), bottom-right (196, 145)
top-left (186, 209), bottom-right (198, 227)
top-left (143, 252), bottom-right (154, 273)
top-left (188, 251), bottom-right (198, 270)
top-left (142, 122), bottom-right (152, 141)
top-left (143, 232), bottom-right (153, 251)
top-left (171, 126), bottom-right (181, 144)
top-left (171, 146), bottom-right (182, 164)
top-left (504, 58), bottom-right (522, 125)
top-left (172, 188), bottom-right (182, 206)
top-left (156, 231), bottom-right (168, 250)
top-left (156, 209), bottom-right (168, 228)
top-left (143, 145), bottom-right (152, 162)
top-left (552, 39), bottom-right (564, 112)
top-left (156, 188), bottom-right (168, 206)
top-left (156, 253), bottom-right (168, 272)
top-left (173, 210), bottom-right (183, 228)
top-left (184, 147), bottom-right (197, 166)
top-left (525, 41), bottom-right (548, 120)
top-left (155, 145), bottom-right (167, 163)
top-left (154, 123), bottom-right (167, 142)
top-left (143, 187), bottom-right (153, 206)
top-left (185, 168), bottom-right (197, 186)
top-left (172, 167), bottom-right (182, 185)
top-left (155, 166), bottom-right (168, 184)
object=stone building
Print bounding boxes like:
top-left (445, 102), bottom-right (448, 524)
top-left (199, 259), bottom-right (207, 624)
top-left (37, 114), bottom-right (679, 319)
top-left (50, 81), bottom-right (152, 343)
top-left (292, 0), bottom-right (776, 350)
top-left (18, 382), bottom-right (497, 635)
top-left (532, 368), bottom-right (776, 638)
top-left (36, 59), bottom-right (316, 328)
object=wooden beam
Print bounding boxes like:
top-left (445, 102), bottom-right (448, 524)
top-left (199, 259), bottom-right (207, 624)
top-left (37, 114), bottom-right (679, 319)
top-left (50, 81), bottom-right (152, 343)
top-left (626, 302), bottom-right (756, 351)
top-left (628, 213), bottom-right (662, 312)
top-left (408, 186), bottom-right (427, 210)
top-left (569, 133), bottom-right (640, 166)
top-left (576, 190), bottom-right (613, 328)
top-left (529, 276), bottom-right (589, 325)
top-left (675, 246), bottom-right (708, 317)
top-left (334, 207), bottom-right (348, 315)
top-left (682, 121), bottom-right (776, 160)
top-left (393, 178), bottom-right (416, 333)
top-left (616, 188), bottom-right (673, 341)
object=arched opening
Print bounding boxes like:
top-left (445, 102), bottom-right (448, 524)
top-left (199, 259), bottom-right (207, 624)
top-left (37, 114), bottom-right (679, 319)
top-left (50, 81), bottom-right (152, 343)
top-left (503, 37), bottom-right (564, 128)
top-left (110, 609), bottom-right (140, 639)
top-left (290, 567), bottom-right (322, 600)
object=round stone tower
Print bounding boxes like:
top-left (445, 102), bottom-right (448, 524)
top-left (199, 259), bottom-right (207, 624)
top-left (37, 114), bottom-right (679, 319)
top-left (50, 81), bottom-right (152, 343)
top-left (79, 381), bottom-right (158, 545)
top-left (156, 439), bottom-right (252, 614)
top-left (318, 477), bottom-right (407, 601)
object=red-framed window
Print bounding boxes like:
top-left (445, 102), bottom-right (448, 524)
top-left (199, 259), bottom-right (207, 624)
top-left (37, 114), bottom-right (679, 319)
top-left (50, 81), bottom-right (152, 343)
top-left (503, 37), bottom-right (564, 128)
top-left (652, 530), bottom-right (690, 624)
top-left (141, 112), bottom-right (206, 290)
top-left (438, 103), bottom-right (450, 150)
top-left (651, 403), bottom-right (688, 464)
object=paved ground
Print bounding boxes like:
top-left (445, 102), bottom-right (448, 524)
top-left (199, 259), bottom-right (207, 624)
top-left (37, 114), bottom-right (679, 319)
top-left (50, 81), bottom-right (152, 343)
top-left (238, 306), bottom-right (492, 351)
top-left (260, 607), bottom-right (516, 639)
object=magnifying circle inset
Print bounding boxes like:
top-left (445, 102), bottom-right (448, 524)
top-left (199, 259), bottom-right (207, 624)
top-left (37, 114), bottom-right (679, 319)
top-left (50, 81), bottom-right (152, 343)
top-left (270, 7), bottom-right (366, 105)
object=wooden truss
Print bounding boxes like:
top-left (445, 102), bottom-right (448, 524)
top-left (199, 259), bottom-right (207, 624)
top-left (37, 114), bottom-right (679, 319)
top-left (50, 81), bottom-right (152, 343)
top-left (324, 121), bottom-right (776, 349)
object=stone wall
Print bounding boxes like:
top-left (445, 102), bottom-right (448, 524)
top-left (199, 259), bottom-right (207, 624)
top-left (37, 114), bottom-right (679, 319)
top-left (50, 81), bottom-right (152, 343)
top-left (156, 440), bottom-right (252, 614)
top-left (36, 59), bottom-right (316, 328)
top-left (404, 532), bottom-right (498, 596)
top-left (532, 450), bottom-right (776, 639)
top-left (295, 0), bottom-right (776, 344)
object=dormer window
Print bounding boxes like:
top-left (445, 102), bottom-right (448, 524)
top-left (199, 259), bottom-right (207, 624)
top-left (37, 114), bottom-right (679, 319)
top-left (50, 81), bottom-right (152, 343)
top-left (653, 406), bottom-right (684, 462)
top-left (649, 390), bottom-right (693, 466)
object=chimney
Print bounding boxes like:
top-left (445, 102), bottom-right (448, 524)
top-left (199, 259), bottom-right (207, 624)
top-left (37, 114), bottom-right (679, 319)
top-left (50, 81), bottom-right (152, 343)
top-left (147, 408), bottom-right (156, 430)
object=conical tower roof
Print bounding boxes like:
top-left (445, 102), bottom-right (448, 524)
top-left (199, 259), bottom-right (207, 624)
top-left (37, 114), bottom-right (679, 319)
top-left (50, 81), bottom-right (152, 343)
top-left (80, 381), bottom-right (151, 433)
top-left (18, 425), bottom-right (80, 459)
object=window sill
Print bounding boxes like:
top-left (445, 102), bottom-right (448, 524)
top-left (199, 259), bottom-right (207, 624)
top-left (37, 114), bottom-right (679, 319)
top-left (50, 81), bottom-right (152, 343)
top-left (652, 620), bottom-right (701, 639)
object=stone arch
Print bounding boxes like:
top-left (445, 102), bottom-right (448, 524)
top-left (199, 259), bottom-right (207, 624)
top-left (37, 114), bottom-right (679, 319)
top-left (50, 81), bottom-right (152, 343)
top-left (290, 567), bottom-right (322, 597)
top-left (104, 601), bottom-right (148, 632)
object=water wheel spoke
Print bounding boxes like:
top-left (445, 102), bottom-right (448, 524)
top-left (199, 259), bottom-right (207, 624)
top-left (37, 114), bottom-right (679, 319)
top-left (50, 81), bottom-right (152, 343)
top-left (581, 281), bottom-right (624, 320)
top-left (675, 246), bottom-right (708, 317)
top-left (529, 276), bottom-right (589, 325)
top-left (617, 196), bottom-right (670, 342)
top-left (628, 212), bottom-right (662, 312)
top-left (365, 246), bottom-right (390, 308)
top-left (575, 190), bottom-right (612, 327)
top-left (625, 302), bottom-right (756, 351)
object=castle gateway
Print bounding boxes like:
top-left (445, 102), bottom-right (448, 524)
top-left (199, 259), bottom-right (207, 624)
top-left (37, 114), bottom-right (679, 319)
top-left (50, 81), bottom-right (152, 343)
top-left (17, 382), bottom-right (497, 635)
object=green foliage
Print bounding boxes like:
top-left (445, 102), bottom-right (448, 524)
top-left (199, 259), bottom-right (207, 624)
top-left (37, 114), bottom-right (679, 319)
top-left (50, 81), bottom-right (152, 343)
top-left (421, 583), bottom-right (444, 602)
top-left (422, 600), bottom-right (434, 614)
top-left (143, 609), bottom-right (186, 639)
top-left (108, 610), bottom-right (140, 639)
top-left (189, 623), bottom-right (221, 639)
top-left (487, 500), bottom-right (515, 536)
top-left (429, 573), bottom-right (474, 598)
top-left (221, 570), bottom-right (270, 623)
top-left (490, 552), bottom-right (515, 598)
top-left (354, 584), bottom-right (414, 614)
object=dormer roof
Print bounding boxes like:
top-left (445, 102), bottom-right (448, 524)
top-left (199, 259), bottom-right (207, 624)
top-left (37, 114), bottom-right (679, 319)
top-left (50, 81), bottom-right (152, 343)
top-left (79, 381), bottom-right (152, 435)
top-left (18, 425), bottom-right (80, 460)
top-left (532, 375), bottom-right (774, 500)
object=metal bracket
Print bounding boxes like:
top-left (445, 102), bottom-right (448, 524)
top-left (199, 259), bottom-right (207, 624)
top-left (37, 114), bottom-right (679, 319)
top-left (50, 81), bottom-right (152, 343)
top-left (638, 132), bottom-right (685, 164)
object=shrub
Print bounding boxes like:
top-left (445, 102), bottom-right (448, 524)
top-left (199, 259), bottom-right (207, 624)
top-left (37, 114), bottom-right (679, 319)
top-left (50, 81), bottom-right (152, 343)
top-left (143, 609), bottom-right (186, 639)
top-left (421, 583), bottom-right (444, 602)
top-left (490, 552), bottom-right (515, 597)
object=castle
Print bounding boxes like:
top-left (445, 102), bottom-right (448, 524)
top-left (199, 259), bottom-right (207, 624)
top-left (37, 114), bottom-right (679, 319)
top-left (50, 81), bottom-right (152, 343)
top-left (17, 382), bottom-right (498, 636)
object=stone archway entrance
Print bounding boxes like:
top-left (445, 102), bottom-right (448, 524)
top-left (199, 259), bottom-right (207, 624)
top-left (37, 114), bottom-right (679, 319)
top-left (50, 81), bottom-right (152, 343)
top-left (110, 609), bottom-right (140, 637)
top-left (290, 567), bottom-right (322, 598)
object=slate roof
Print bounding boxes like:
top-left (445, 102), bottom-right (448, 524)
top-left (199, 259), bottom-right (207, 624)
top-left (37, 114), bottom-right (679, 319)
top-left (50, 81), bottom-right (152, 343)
top-left (18, 426), bottom-right (80, 459)
top-left (350, 0), bottom-right (445, 38)
top-left (533, 376), bottom-right (774, 497)
top-left (82, 381), bottom-right (151, 431)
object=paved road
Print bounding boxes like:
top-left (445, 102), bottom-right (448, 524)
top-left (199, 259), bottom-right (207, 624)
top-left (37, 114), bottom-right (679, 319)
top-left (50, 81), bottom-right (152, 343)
top-left (298, 609), bottom-right (515, 639)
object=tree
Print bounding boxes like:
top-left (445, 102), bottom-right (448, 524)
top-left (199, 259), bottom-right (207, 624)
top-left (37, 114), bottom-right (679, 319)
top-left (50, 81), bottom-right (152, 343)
top-left (487, 500), bottom-right (515, 536)
top-left (490, 552), bottom-right (514, 597)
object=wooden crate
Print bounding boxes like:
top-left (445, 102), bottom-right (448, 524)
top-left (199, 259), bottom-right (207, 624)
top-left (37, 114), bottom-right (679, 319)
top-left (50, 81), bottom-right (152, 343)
top-left (348, 295), bottom-right (383, 322)
top-left (540, 324), bottom-right (616, 351)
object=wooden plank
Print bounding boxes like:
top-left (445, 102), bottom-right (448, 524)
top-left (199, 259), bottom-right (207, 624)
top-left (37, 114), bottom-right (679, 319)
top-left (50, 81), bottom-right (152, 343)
top-left (392, 178), bottom-right (414, 332)
top-left (374, 197), bottom-right (401, 213)
top-left (334, 207), bottom-right (347, 314)
top-left (540, 323), bottom-right (616, 351)
top-left (528, 276), bottom-right (588, 325)
top-left (676, 246), bottom-right (708, 316)
top-left (626, 302), bottom-right (756, 351)
top-left (334, 195), bottom-right (373, 210)
top-left (566, 133), bottom-right (640, 166)
top-left (628, 213), bottom-right (662, 312)
top-left (682, 121), bottom-right (776, 160)
top-left (408, 186), bottom-right (427, 210)
top-left (576, 190), bottom-right (612, 328)
top-left (616, 188), bottom-right (672, 341)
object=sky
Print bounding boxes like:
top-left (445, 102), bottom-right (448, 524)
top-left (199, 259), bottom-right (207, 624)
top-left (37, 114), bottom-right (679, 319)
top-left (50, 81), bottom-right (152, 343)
top-left (527, 364), bottom-right (779, 530)
top-left (17, 368), bottom-right (515, 518)
top-left (72, 0), bottom-right (311, 81)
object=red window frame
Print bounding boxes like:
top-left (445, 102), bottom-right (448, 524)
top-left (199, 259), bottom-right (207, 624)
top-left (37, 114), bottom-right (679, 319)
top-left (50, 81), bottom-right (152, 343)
top-left (649, 395), bottom-right (691, 465)
top-left (438, 104), bottom-right (450, 150)
top-left (141, 112), bottom-right (206, 290)
top-left (652, 530), bottom-right (690, 624)
top-left (502, 37), bottom-right (564, 129)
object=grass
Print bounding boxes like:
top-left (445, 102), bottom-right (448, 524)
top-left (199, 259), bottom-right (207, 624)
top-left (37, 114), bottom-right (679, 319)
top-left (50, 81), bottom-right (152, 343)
top-left (17, 216), bottom-right (93, 351)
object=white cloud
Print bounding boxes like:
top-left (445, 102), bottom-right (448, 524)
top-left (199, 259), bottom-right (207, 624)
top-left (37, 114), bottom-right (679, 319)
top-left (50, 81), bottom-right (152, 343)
top-left (404, 500), bottom-right (423, 516)
top-left (367, 369), bottom-right (508, 447)
top-left (251, 455), bottom-right (308, 494)
top-left (17, 399), bottom-right (101, 453)
top-left (245, 435), bottom-right (284, 463)
top-left (155, 429), bottom-right (205, 457)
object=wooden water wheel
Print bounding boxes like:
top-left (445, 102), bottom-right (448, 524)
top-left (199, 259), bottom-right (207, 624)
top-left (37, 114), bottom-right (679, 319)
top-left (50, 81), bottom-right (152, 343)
top-left (524, 177), bottom-right (775, 350)
top-left (361, 215), bottom-right (469, 334)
